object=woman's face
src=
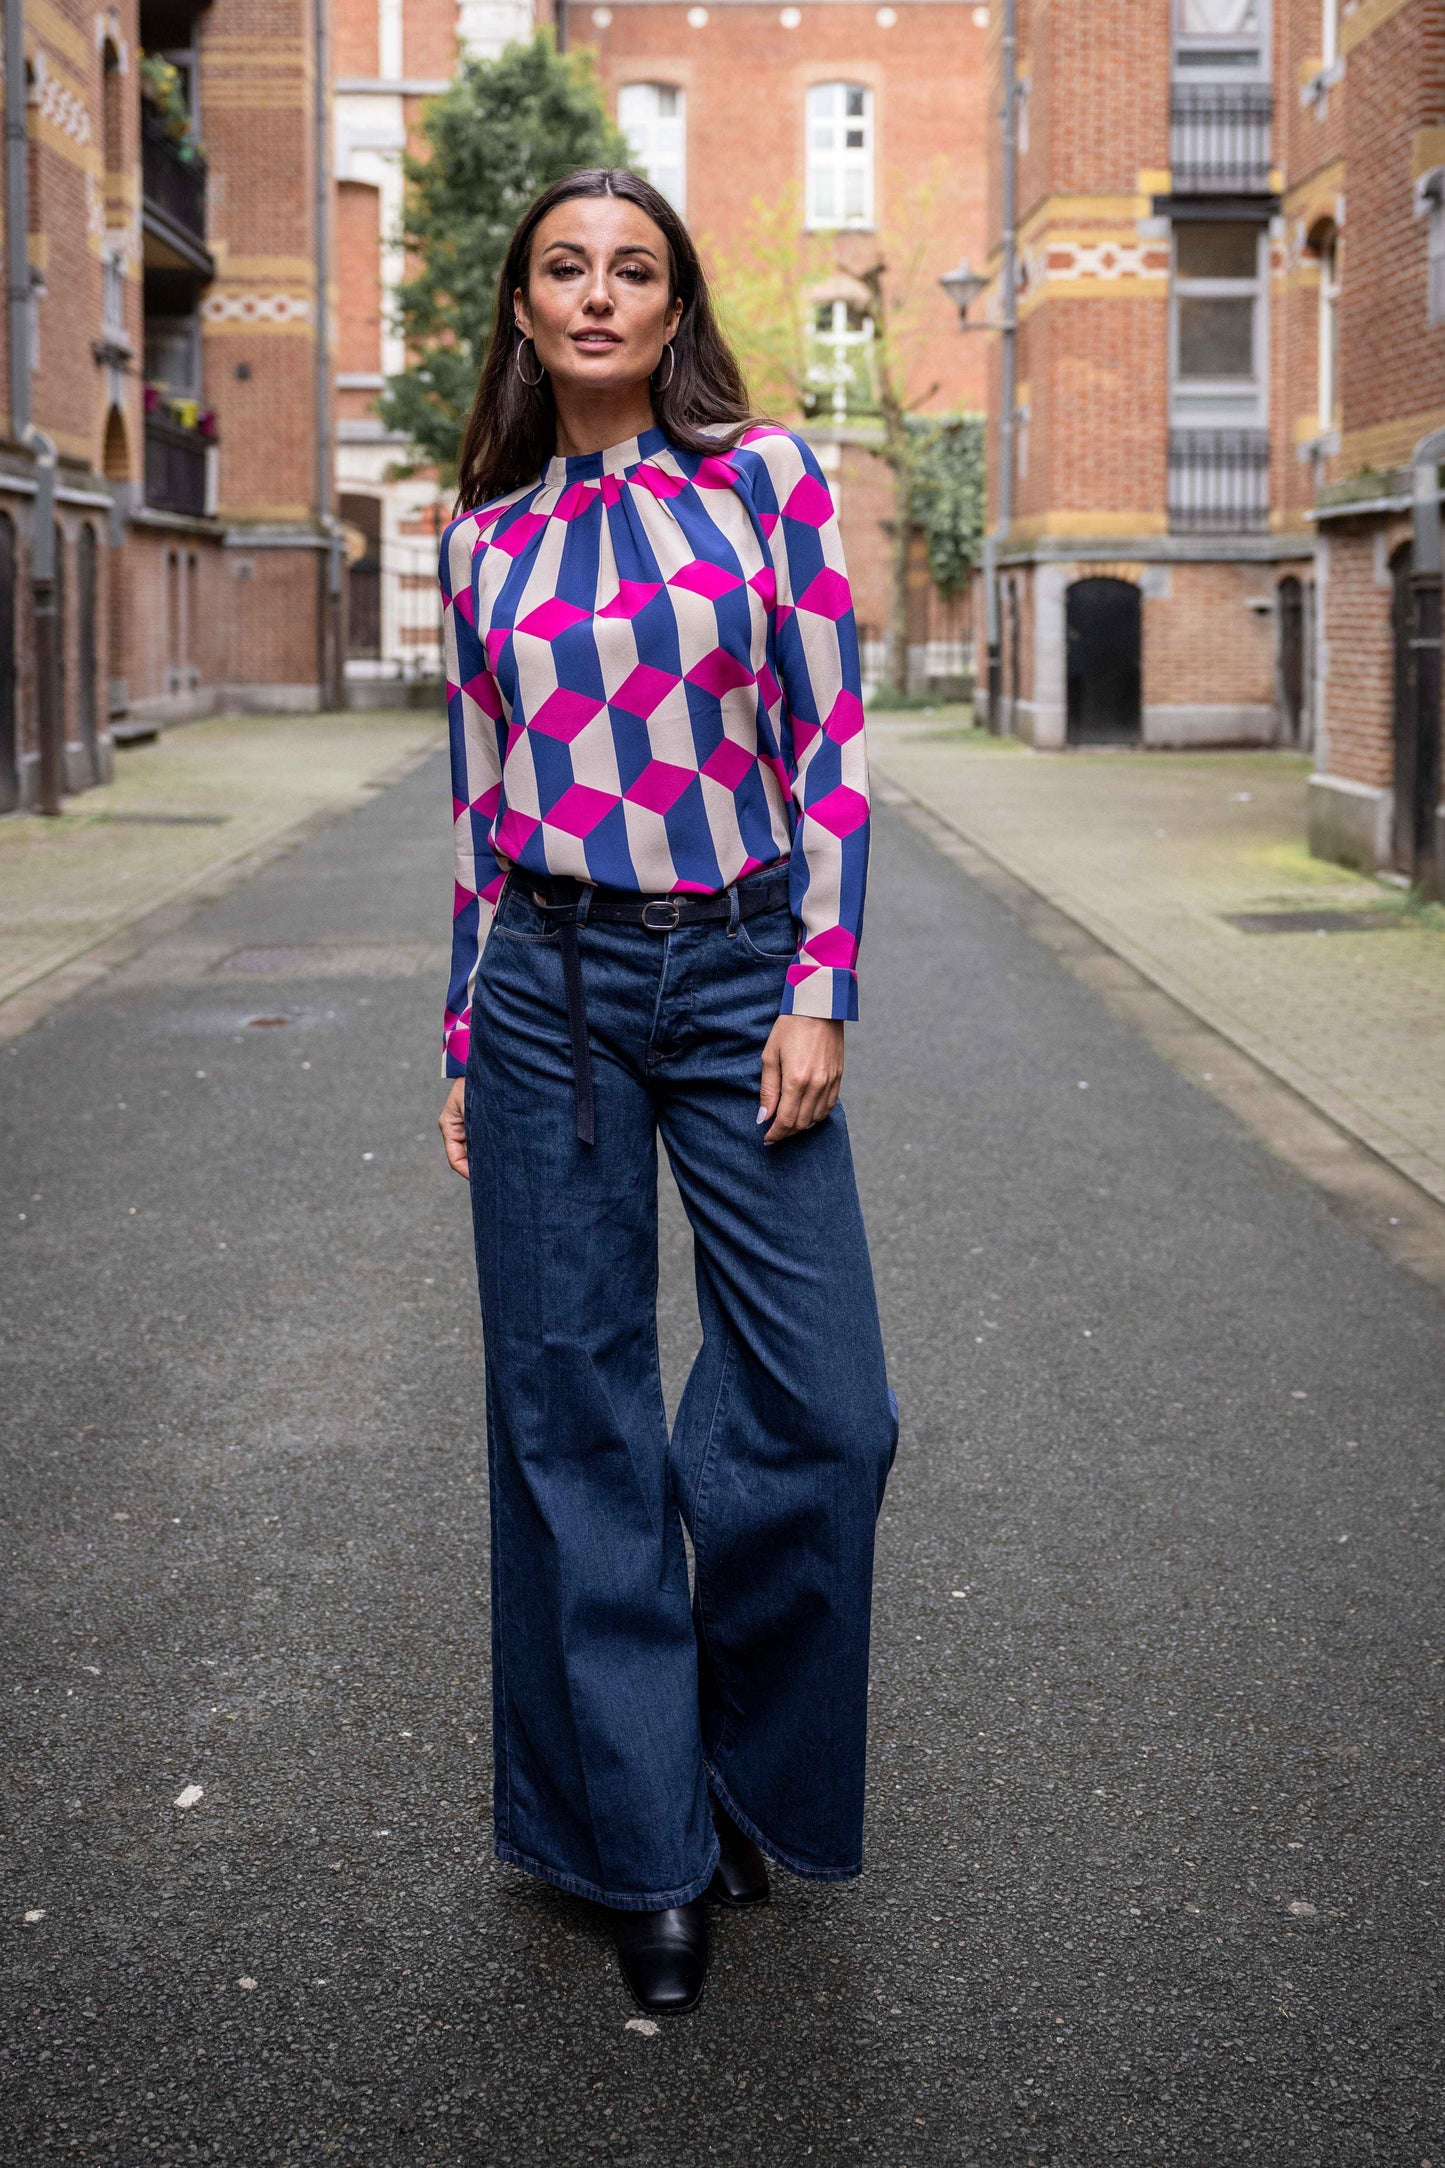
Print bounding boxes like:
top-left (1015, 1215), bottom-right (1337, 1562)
top-left (515, 195), bottom-right (682, 399)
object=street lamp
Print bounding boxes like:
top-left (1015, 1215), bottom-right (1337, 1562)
top-left (937, 259), bottom-right (988, 327)
top-left (939, 0), bottom-right (1018, 735)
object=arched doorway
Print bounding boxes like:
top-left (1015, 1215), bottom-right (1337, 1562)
top-left (102, 405), bottom-right (131, 483)
top-left (1391, 542), bottom-right (1442, 881)
top-left (0, 513), bottom-right (16, 812)
top-left (339, 493), bottom-right (382, 661)
top-left (1066, 577), bottom-right (1141, 745)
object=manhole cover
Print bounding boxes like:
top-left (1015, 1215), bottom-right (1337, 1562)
top-left (94, 811), bottom-right (231, 826)
top-left (215, 942), bottom-right (442, 979)
top-left (1223, 910), bottom-right (1401, 935)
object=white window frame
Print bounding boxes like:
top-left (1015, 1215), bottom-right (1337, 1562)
top-left (1172, 0), bottom-right (1269, 82)
top-left (1169, 219), bottom-right (1268, 430)
top-left (806, 296), bottom-right (874, 422)
top-left (805, 82), bottom-right (874, 232)
top-left (617, 82), bottom-right (686, 214)
top-left (1321, 0), bottom-right (1338, 69)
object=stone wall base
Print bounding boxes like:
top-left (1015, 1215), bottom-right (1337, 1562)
top-left (1143, 703), bottom-right (1278, 748)
top-left (1308, 772), bottom-right (1392, 871)
top-left (217, 682), bottom-right (326, 716)
top-left (1009, 699), bottom-right (1278, 749)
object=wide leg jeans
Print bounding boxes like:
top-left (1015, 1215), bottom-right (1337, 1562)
top-left (463, 875), bottom-right (898, 1911)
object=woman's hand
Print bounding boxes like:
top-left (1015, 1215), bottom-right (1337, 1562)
top-left (758, 1016), bottom-right (844, 1145)
top-left (439, 1077), bottom-right (469, 1179)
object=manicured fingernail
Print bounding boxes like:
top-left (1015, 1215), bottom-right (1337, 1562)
top-left (756, 1106), bottom-right (770, 1124)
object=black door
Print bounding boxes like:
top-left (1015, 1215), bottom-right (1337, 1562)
top-left (1278, 575), bottom-right (1304, 744)
top-left (0, 514), bottom-right (15, 813)
top-left (78, 524), bottom-right (100, 785)
top-left (1391, 543), bottom-right (1442, 881)
top-left (1066, 577), bottom-right (1141, 745)
top-left (340, 492), bottom-right (382, 661)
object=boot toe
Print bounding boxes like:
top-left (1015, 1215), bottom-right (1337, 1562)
top-left (613, 1901), bottom-right (709, 2015)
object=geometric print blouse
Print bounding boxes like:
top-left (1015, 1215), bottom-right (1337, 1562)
top-left (438, 422), bottom-right (871, 1077)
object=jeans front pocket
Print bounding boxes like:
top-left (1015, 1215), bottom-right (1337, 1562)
top-left (491, 879), bottom-right (562, 944)
top-left (735, 904), bottom-right (800, 963)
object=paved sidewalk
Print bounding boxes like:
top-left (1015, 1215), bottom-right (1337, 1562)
top-left (0, 707), bottom-right (444, 1034)
top-left (869, 717), bottom-right (1445, 1208)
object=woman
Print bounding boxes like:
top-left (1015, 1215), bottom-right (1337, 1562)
top-left (436, 167), bottom-right (897, 2016)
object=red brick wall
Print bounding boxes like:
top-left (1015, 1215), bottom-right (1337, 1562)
top-left (337, 183), bottom-right (384, 375)
top-left (983, 0), bottom-right (1176, 533)
top-left (574, 1), bottom-right (988, 426)
top-left (1275, 0), bottom-right (1445, 806)
top-left (336, 0), bottom-right (379, 76)
top-left (1321, 520), bottom-right (1407, 793)
top-left (1144, 562), bottom-right (1279, 709)
top-left (118, 530), bottom-right (232, 705)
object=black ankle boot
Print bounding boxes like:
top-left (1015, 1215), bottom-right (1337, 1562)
top-left (707, 1799), bottom-right (771, 1908)
top-left (613, 1899), bottom-right (709, 2014)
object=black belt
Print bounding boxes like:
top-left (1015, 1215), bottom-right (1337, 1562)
top-left (507, 862), bottom-right (794, 1146)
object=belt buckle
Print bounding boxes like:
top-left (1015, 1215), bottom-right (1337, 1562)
top-left (641, 898), bottom-right (681, 931)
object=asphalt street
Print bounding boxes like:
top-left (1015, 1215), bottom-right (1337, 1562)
top-left (3, 750), bottom-right (1443, 2166)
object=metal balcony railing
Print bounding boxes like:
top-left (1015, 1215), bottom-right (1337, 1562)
top-left (1168, 428), bottom-right (1270, 533)
top-left (1170, 84), bottom-right (1274, 194)
top-left (141, 104), bottom-right (207, 245)
top-left (144, 415), bottom-right (209, 517)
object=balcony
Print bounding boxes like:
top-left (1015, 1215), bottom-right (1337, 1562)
top-left (141, 104), bottom-right (213, 277)
top-left (144, 412), bottom-right (210, 518)
top-left (1170, 85), bottom-right (1274, 195)
top-left (1168, 428), bottom-right (1270, 534)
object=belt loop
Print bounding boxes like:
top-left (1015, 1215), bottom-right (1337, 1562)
top-left (575, 881), bottom-right (595, 928)
top-left (726, 882), bottom-right (741, 935)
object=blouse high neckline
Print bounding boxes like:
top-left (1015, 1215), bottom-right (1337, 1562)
top-left (543, 424), bottom-right (669, 488)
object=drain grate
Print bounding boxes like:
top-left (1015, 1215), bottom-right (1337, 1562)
top-left (1223, 909), bottom-right (1401, 935)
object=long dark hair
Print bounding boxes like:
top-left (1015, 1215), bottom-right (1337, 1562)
top-left (454, 168), bottom-right (756, 512)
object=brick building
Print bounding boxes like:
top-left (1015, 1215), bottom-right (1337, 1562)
top-left (967, 0), bottom-right (1445, 892)
top-left (332, 0), bottom-right (532, 698)
top-left (1, 0), bottom-right (341, 814)
top-left (569, 0), bottom-right (988, 675)
top-left (969, 0), bottom-right (1311, 753)
top-left (330, 0), bottom-right (991, 694)
top-left (1281, 0), bottom-right (1445, 888)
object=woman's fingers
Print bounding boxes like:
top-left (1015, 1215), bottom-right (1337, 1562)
top-left (439, 1080), bottom-right (470, 1179)
top-left (762, 1016), bottom-right (845, 1144)
top-left (758, 1035), bottom-right (782, 1128)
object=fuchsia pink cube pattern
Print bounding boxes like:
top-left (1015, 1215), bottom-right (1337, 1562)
top-left (439, 425), bottom-right (872, 1076)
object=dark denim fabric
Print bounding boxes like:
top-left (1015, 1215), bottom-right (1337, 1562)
top-left (463, 871), bottom-right (898, 1911)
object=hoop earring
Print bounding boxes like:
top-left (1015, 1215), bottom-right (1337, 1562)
top-left (654, 343), bottom-right (676, 391)
top-left (514, 336), bottom-right (544, 388)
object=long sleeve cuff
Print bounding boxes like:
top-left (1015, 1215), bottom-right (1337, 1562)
top-left (779, 961), bottom-right (860, 1022)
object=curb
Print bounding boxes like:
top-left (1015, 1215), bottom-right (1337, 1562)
top-left (0, 730), bottom-right (442, 1049)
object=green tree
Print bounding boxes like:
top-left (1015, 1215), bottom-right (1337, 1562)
top-left (907, 414), bottom-right (985, 598)
top-left (377, 34), bottom-right (632, 485)
top-left (706, 173), bottom-right (957, 695)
